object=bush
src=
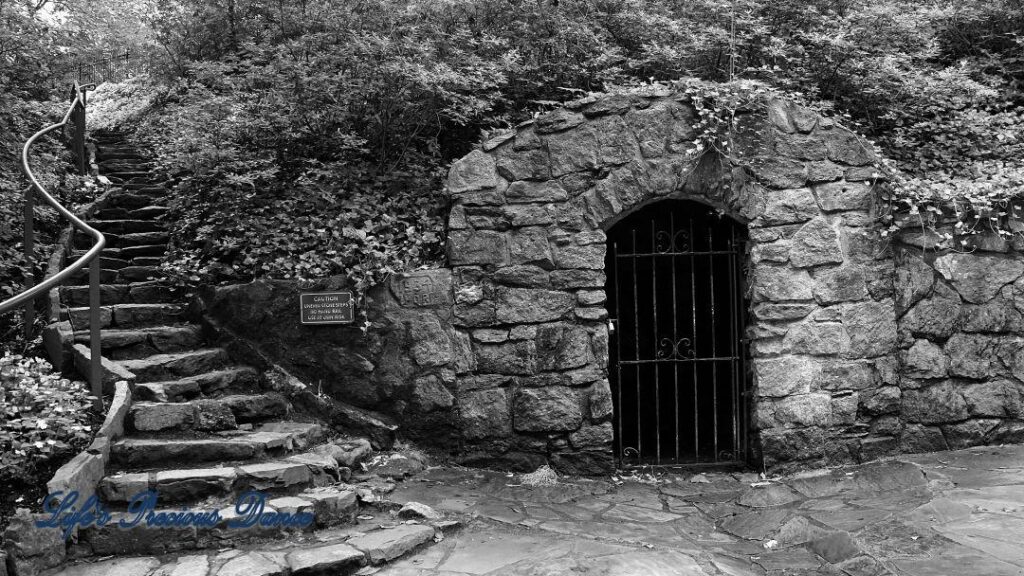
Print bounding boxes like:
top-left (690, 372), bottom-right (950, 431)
top-left (0, 354), bottom-right (97, 530)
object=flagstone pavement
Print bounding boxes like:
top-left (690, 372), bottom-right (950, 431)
top-left (378, 445), bottom-right (1024, 576)
top-left (44, 445), bottom-right (1024, 575)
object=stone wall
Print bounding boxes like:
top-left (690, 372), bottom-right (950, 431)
top-left (201, 271), bottom-right (472, 446)
top-left (894, 236), bottom-right (1024, 451)
top-left (444, 88), bottom-right (899, 472)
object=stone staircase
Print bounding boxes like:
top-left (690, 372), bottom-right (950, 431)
top-left (42, 131), bottom-right (450, 575)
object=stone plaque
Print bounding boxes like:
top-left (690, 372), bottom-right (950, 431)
top-left (390, 270), bottom-right (452, 308)
top-left (299, 291), bottom-right (354, 325)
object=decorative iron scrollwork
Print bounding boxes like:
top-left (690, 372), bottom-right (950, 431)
top-left (656, 337), bottom-right (696, 360)
top-left (654, 229), bottom-right (690, 253)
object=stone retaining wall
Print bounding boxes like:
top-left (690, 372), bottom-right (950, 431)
top-left (894, 235), bottom-right (1024, 451)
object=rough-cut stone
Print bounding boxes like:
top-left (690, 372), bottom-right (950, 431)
top-left (217, 551), bottom-right (287, 576)
top-left (447, 230), bottom-right (509, 266)
top-left (460, 389), bottom-right (511, 440)
top-left (771, 393), bottom-right (832, 427)
top-left (752, 266), bottom-right (814, 302)
top-left (505, 180), bottom-right (568, 203)
top-left (398, 502), bottom-right (443, 521)
top-left (894, 251), bottom-right (935, 313)
top-left (287, 543), bottom-right (364, 575)
top-left (494, 287), bottom-right (574, 323)
top-left (820, 360), bottom-right (877, 391)
top-left (945, 333), bottom-right (1000, 379)
top-left (752, 302), bottom-right (816, 320)
top-left (812, 265), bottom-right (868, 304)
top-left (411, 375), bottom-right (454, 412)
top-left (790, 217), bottom-right (844, 268)
top-left (569, 422), bottom-right (613, 450)
top-left (813, 181), bottom-right (873, 212)
top-left (131, 402), bottom-right (194, 431)
top-left (473, 341), bottom-right (536, 375)
top-left (903, 339), bottom-right (948, 379)
top-left (901, 282), bottom-right (962, 339)
top-left (842, 300), bottom-right (897, 358)
top-left (347, 524), bottom-right (436, 564)
top-left (758, 187), bottom-right (818, 225)
top-left (56, 557), bottom-right (162, 576)
top-left (784, 321), bottom-right (850, 356)
top-left (535, 324), bottom-right (591, 371)
top-left (552, 242), bottom-right (605, 269)
top-left (961, 293), bottom-right (1024, 333)
top-left (902, 382), bottom-right (968, 424)
top-left (962, 380), bottom-right (1024, 418)
top-left (823, 127), bottom-right (877, 166)
top-left (934, 253), bottom-right (1024, 304)
top-left (514, 387), bottom-right (582, 432)
top-left (587, 379), bottom-right (614, 421)
top-left (754, 356), bottom-right (821, 397)
top-left (447, 150), bottom-right (499, 194)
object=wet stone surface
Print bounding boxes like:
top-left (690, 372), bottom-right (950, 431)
top-left (42, 444), bottom-right (1024, 575)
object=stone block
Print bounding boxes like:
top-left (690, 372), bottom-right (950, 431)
top-left (812, 265), bottom-right (868, 304)
top-left (934, 253), bottom-right (1024, 304)
top-left (756, 188), bottom-right (819, 227)
top-left (459, 388), bottom-right (511, 440)
top-left (508, 227), bottom-right (553, 268)
top-left (447, 230), bottom-right (509, 266)
top-left (813, 181), bottom-right (872, 212)
top-left (587, 379), bottom-right (614, 422)
top-left (945, 333), bottom-right (999, 379)
top-left (514, 387), bottom-right (583, 432)
top-left (902, 382), bottom-right (968, 424)
top-left (823, 127), bottom-right (877, 166)
top-left (841, 300), bottom-right (897, 358)
top-left (545, 125), bottom-right (600, 177)
top-left (347, 524), bottom-right (435, 564)
top-left (772, 393), bottom-right (832, 427)
top-left (494, 287), bottom-right (574, 323)
top-left (447, 150), bottom-right (499, 194)
top-left (903, 339), bottom-right (948, 379)
top-left (789, 217), bottom-right (844, 268)
top-left (569, 422), bottom-right (613, 450)
top-left (754, 356), bottom-right (820, 397)
top-left (819, 360), bottom-right (878, 391)
top-left (901, 282), bottom-right (962, 339)
top-left (473, 341), bottom-right (536, 375)
top-left (784, 321), bottom-right (850, 356)
top-left (495, 146), bottom-right (550, 181)
top-left (535, 109), bottom-right (585, 133)
top-left (553, 242), bottom-right (605, 269)
top-left (751, 265), bottom-right (814, 302)
top-left (505, 180), bottom-right (568, 203)
top-left (535, 324), bottom-right (591, 371)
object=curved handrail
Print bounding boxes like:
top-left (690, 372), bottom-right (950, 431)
top-left (0, 85), bottom-right (105, 313)
top-left (1, 82), bottom-right (105, 410)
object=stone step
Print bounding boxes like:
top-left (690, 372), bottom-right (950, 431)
top-left (73, 486), bottom-right (360, 557)
top-left (114, 244), bottom-right (168, 259)
top-left (111, 422), bottom-right (324, 466)
top-left (73, 325), bottom-right (204, 360)
top-left (64, 303), bottom-right (185, 330)
top-left (105, 170), bottom-right (151, 179)
top-left (115, 265), bottom-right (162, 283)
top-left (121, 347), bottom-right (231, 383)
top-left (130, 205), bottom-right (168, 219)
top-left (73, 231), bottom-right (169, 249)
top-left (96, 150), bottom-right (145, 161)
top-left (102, 192), bottom-right (157, 210)
top-left (62, 280), bottom-right (176, 306)
top-left (129, 393), bottom-right (289, 432)
top-left (131, 256), bottom-right (163, 267)
top-left (88, 219), bottom-right (167, 235)
top-left (134, 367), bottom-right (260, 401)
top-left (68, 267), bottom-right (118, 284)
top-left (122, 184), bottom-right (168, 194)
top-left (98, 451), bottom-right (337, 503)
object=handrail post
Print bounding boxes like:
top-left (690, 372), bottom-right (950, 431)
top-left (23, 186), bottom-right (35, 339)
top-left (72, 86), bottom-right (86, 175)
top-left (89, 257), bottom-right (103, 411)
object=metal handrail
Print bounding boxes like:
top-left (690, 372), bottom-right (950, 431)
top-left (0, 82), bottom-right (105, 410)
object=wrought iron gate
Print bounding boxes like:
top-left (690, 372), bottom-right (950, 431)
top-left (606, 200), bottom-right (749, 467)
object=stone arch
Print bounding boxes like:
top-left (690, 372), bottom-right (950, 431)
top-left (444, 88), bottom-right (897, 473)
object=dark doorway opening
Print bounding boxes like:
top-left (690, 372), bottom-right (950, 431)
top-left (606, 200), bottom-right (749, 467)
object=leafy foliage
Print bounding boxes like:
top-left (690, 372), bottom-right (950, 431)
top-left (0, 354), bottom-right (96, 526)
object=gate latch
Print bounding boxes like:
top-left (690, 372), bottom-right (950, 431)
top-left (607, 318), bottom-right (617, 334)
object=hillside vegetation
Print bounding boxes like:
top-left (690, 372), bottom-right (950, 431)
top-left (2, 0), bottom-right (1023, 314)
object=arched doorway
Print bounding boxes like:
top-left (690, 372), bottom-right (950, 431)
top-left (605, 199), bottom-right (750, 467)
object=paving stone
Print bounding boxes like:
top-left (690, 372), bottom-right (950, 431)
top-left (399, 502), bottom-right (443, 521)
top-left (215, 551), bottom-right (287, 576)
top-left (737, 484), bottom-right (804, 508)
top-left (152, 554), bottom-right (210, 576)
top-left (301, 488), bottom-right (358, 526)
top-left (54, 557), bottom-right (162, 576)
top-left (286, 543), bottom-right (365, 576)
top-left (266, 496), bottom-right (314, 515)
top-left (98, 472), bottom-right (150, 501)
top-left (719, 508), bottom-right (793, 540)
top-left (348, 524), bottom-right (436, 564)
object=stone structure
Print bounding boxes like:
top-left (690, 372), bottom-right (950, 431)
top-left (444, 88), bottom-right (896, 472)
top-left (206, 87), bottom-right (1024, 474)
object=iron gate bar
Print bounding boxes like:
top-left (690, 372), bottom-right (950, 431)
top-left (607, 201), bottom-right (748, 467)
top-left (650, 221), bottom-right (661, 463)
